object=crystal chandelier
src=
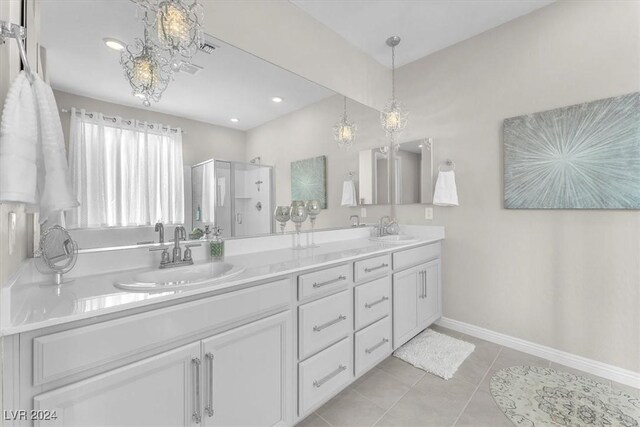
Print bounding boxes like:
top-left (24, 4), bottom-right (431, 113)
top-left (380, 36), bottom-right (408, 138)
top-left (334, 97), bottom-right (357, 149)
top-left (121, 28), bottom-right (173, 107)
top-left (142, 0), bottom-right (203, 65)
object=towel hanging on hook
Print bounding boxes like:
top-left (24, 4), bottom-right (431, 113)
top-left (438, 159), bottom-right (455, 172)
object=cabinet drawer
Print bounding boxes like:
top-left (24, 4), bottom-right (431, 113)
top-left (298, 264), bottom-right (352, 301)
top-left (354, 317), bottom-right (392, 376)
top-left (393, 243), bottom-right (440, 271)
top-left (32, 279), bottom-right (291, 386)
top-left (354, 277), bottom-right (391, 331)
top-left (298, 337), bottom-right (353, 416)
top-left (354, 254), bottom-right (391, 282)
top-left (299, 290), bottom-right (352, 360)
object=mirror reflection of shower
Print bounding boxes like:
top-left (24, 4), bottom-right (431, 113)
top-left (191, 159), bottom-right (274, 238)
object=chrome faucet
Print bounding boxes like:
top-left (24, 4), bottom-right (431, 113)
top-left (172, 226), bottom-right (186, 263)
top-left (378, 216), bottom-right (391, 236)
top-left (149, 225), bottom-right (201, 269)
top-left (349, 215), bottom-right (360, 227)
top-left (155, 222), bottom-right (164, 243)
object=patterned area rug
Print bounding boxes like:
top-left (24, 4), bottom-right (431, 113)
top-left (393, 329), bottom-right (475, 380)
top-left (490, 366), bottom-right (640, 427)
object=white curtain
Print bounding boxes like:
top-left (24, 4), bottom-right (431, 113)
top-left (67, 108), bottom-right (184, 228)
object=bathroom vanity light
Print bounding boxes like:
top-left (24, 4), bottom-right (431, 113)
top-left (334, 96), bottom-right (357, 149)
top-left (380, 36), bottom-right (408, 138)
top-left (121, 28), bottom-right (173, 107)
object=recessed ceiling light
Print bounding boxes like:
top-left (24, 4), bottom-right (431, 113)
top-left (134, 93), bottom-right (146, 99)
top-left (418, 144), bottom-right (423, 148)
top-left (271, 96), bottom-right (283, 103)
top-left (103, 37), bottom-right (125, 51)
top-left (230, 118), bottom-right (239, 123)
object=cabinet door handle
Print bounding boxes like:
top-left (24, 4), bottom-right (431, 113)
top-left (365, 296), bottom-right (389, 309)
top-left (313, 364), bottom-right (347, 388)
top-left (365, 338), bottom-right (389, 354)
top-left (313, 315), bottom-right (347, 332)
top-left (418, 271), bottom-right (424, 299)
top-left (364, 263), bottom-right (389, 273)
top-left (424, 270), bottom-right (428, 299)
top-left (191, 357), bottom-right (202, 424)
top-left (205, 352), bottom-right (214, 418)
top-left (313, 275), bottom-right (347, 288)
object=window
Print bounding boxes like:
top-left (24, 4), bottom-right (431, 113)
top-left (67, 108), bottom-right (184, 228)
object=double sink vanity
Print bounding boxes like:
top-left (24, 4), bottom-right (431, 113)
top-left (1, 225), bottom-right (444, 426)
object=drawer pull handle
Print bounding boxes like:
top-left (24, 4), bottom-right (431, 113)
top-left (192, 357), bottom-right (202, 424)
top-left (313, 275), bottom-right (347, 288)
top-left (313, 364), bottom-right (347, 388)
top-left (313, 315), bottom-right (347, 332)
top-left (364, 263), bottom-right (389, 273)
top-left (365, 338), bottom-right (389, 354)
top-left (365, 296), bottom-right (389, 309)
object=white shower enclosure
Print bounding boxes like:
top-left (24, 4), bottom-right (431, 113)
top-left (191, 159), bottom-right (274, 237)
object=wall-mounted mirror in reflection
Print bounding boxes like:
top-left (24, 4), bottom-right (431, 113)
top-left (394, 138), bottom-right (434, 204)
top-left (358, 147), bottom-right (391, 205)
top-left (40, 0), bottom-right (384, 250)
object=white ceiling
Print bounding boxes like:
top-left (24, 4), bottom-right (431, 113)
top-left (40, 1), bottom-right (334, 130)
top-left (292, 0), bottom-right (555, 68)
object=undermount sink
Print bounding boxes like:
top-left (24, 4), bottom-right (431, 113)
top-left (370, 235), bottom-right (420, 244)
top-left (114, 262), bottom-right (246, 292)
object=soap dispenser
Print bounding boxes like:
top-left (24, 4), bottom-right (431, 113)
top-left (210, 226), bottom-right (224, 261)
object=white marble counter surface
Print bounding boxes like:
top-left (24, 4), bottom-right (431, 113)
top-left (1, 225), bottom-right (444, 336)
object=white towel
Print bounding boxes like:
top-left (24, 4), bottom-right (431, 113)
top-left (341, 180), bottom-right (357, 207)
top-left (0, 71), bottom-right (39, 205)
top-left (33, 75), bottom-right (78, 222)
top-left (433, 170), bottom-right (459, 206)
top-left (217, 176), bottom-right (226, 207)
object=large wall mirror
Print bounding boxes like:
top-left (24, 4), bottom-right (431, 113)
top-left (358, 138), bottom-right (434, 206)
top-left (39, 0), bottom-right (385, 250)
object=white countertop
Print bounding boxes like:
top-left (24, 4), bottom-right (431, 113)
top-left (1, 227), bottom-right (443, 336)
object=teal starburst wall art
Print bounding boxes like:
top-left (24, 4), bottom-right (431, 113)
top-left (291, 156), bottom-right (327, 209)
top-left (504, 92), bottom-right (640, 209)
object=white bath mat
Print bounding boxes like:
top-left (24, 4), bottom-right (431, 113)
top-left (393, 329), bottom-right (475, 380)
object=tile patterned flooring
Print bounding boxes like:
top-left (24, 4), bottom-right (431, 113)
top-left (298, 325), bottom-right (640, 427)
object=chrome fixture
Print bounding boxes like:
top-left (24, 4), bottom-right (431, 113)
top-left (255, 180), bottom-right (263, 192)
top-left (380, 36), bottom-right (408, 140)
top-left (155, 222), bottom-right (165, 243)
top-left (34, 225), bottom-right (78, 286)
top-left (150, 225), bottom-right (201, 268)
top-left (334, 96), bottom-right (357, 149)
top-left (349, 214), bottom-right (360, 227)
top-left (377, 215), bottom-right (391, 237)
top-left (172, 225), bottom-right (187, 262)
top-left (249, 156), bottom-right (261, 164)
top-left (121, 26), bottom-right (173, 107)
top-left (0, 21), bottom-right (34, 84)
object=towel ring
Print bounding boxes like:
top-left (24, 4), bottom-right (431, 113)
top-left (439, 160), bottom-right (455, 172)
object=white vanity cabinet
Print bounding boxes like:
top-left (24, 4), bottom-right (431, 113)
top-left (33, 342), bottom-right (201, 427)
top-left (33, 312), bottom-right (291, 427)
top-left (392, 258), bottom-right (441, 349)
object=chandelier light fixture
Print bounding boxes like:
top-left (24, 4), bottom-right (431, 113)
top-left (142, 0), bottom-right (203, 65)
top-left (121, 27), bottom-right (173, 107)
top-left (380, 36), bottom-right (408, 139)
top-left (334, 96), bottom-right (357, 149)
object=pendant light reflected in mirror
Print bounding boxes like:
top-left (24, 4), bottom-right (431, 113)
top-left (334, 96), bottom-right (358, 149)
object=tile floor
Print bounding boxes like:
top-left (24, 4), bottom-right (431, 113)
top-left (298, 325), bottom-right (640, 427)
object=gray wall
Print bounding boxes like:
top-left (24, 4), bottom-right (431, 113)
top-left (394, 1), bottom-right (640, 372)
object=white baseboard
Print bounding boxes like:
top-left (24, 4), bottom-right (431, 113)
top-left (436, 317), bottom-right (640, 389)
